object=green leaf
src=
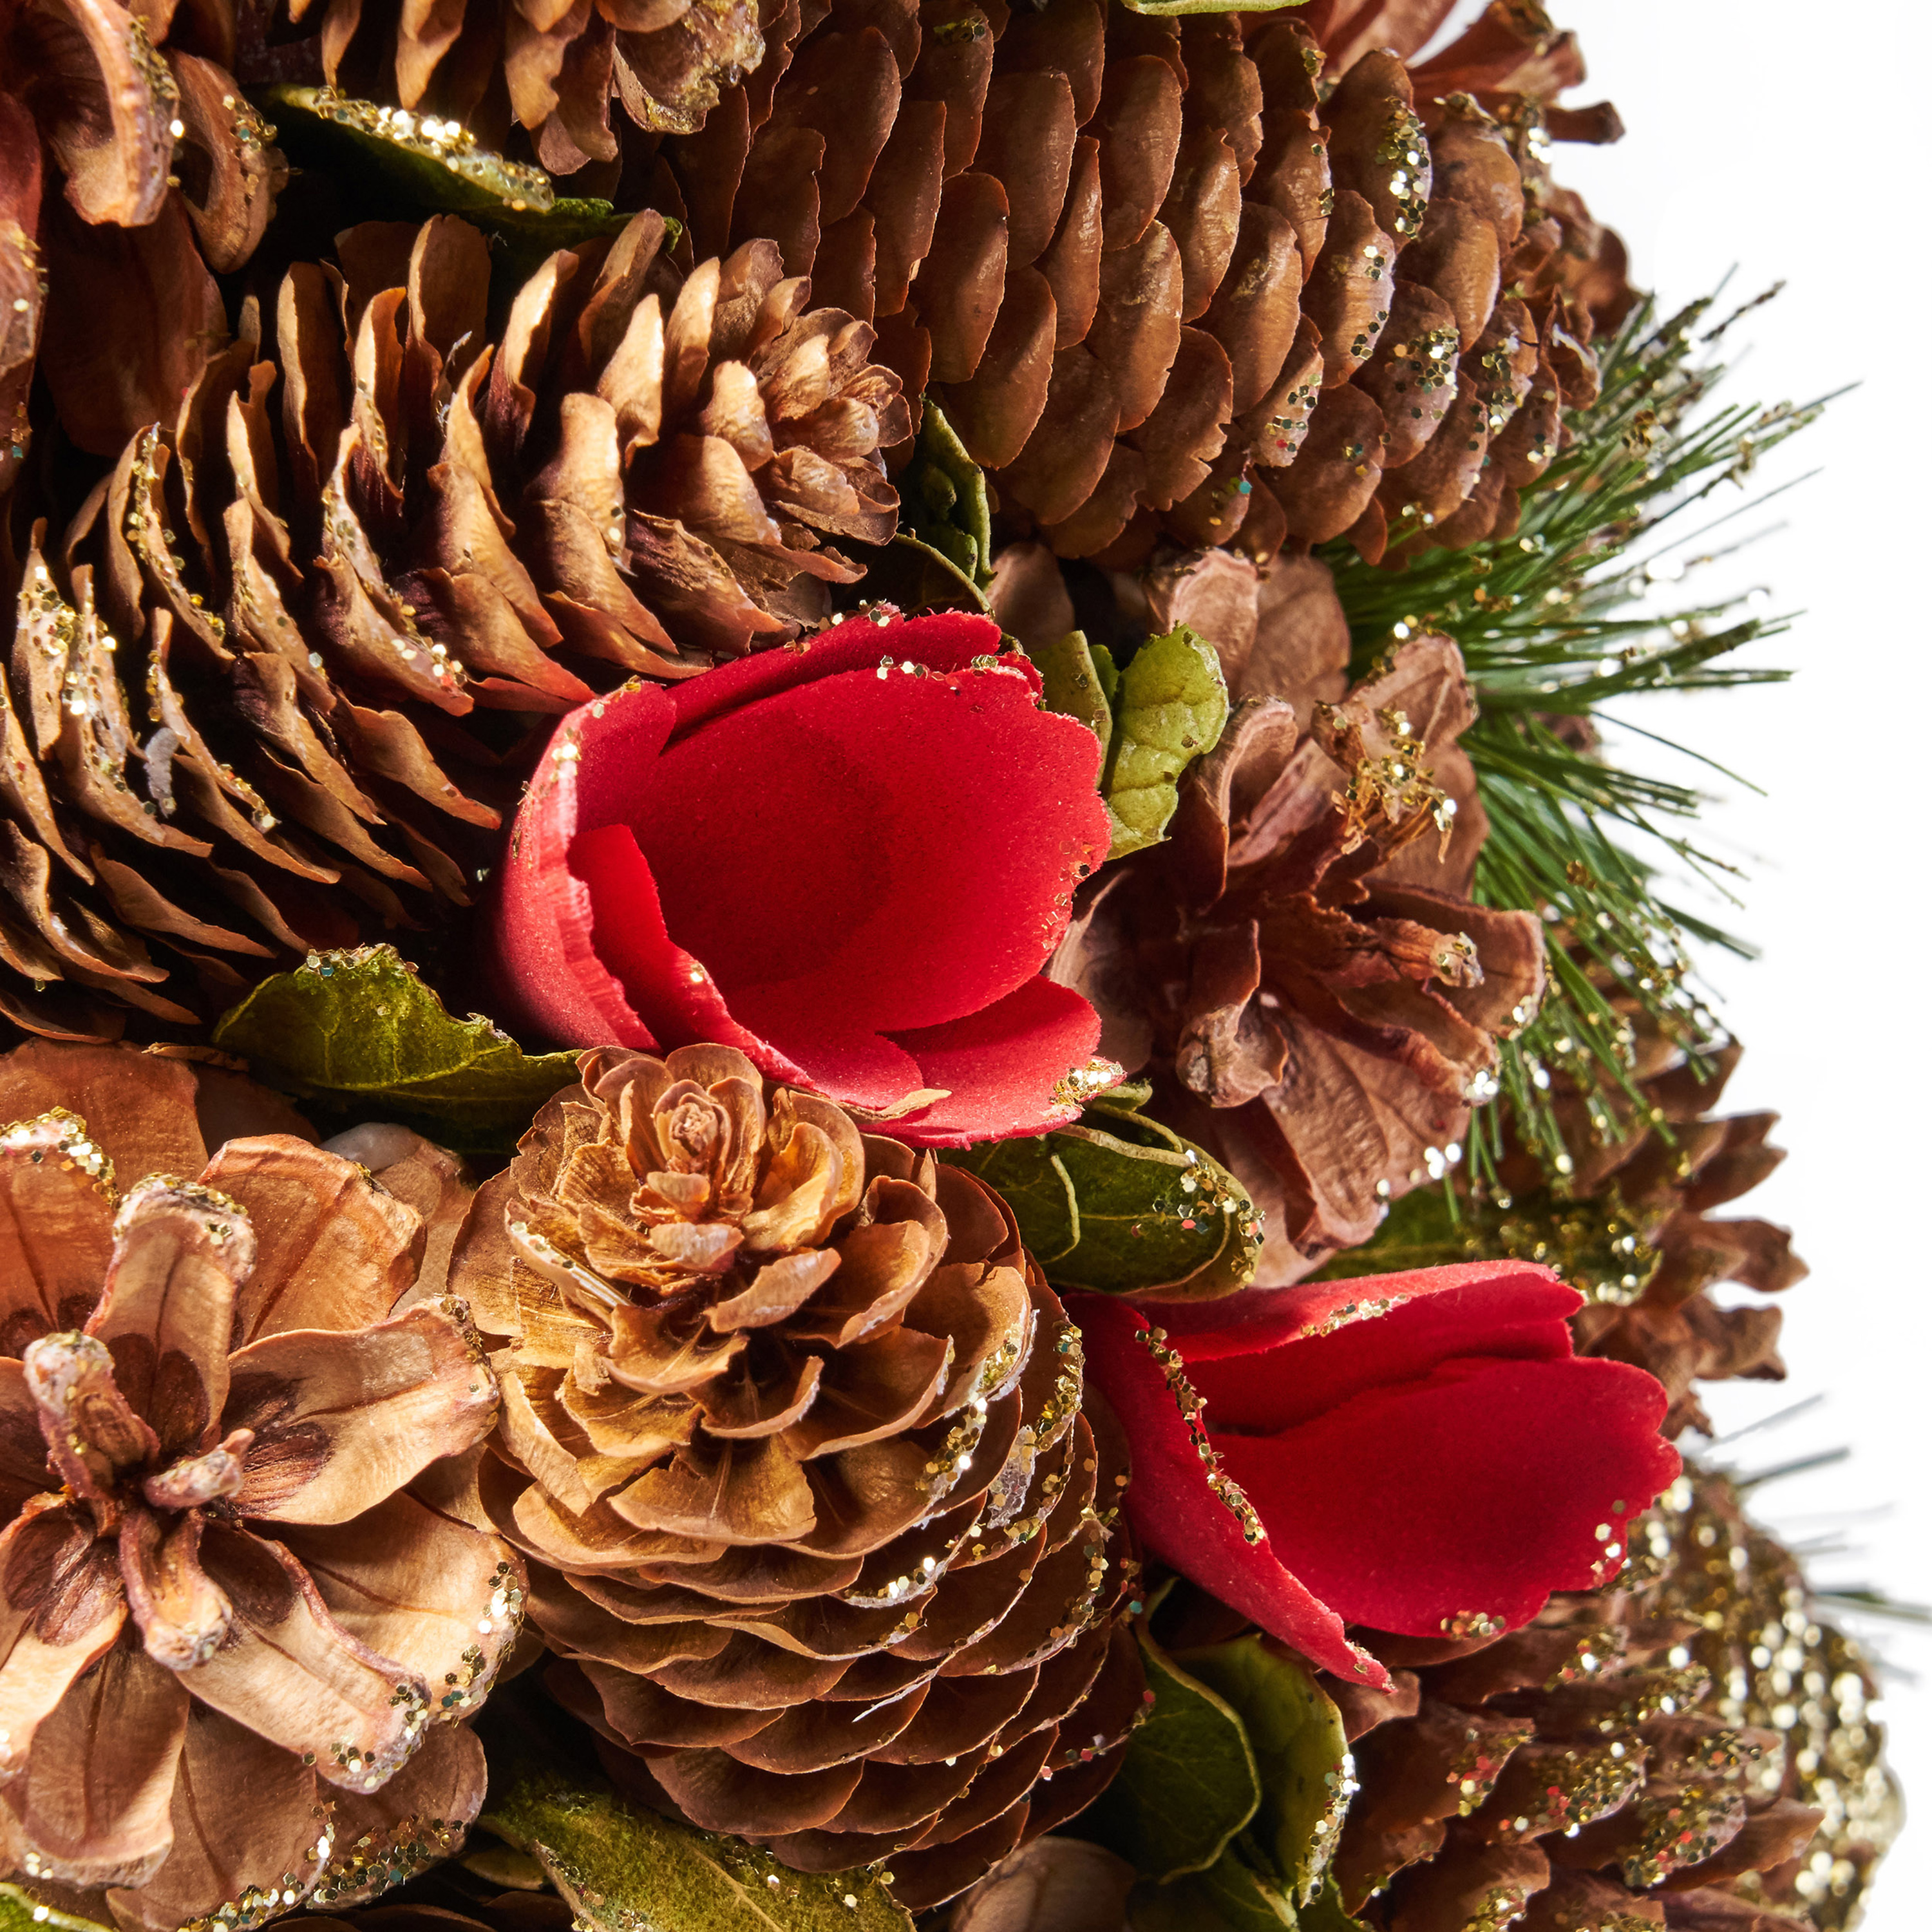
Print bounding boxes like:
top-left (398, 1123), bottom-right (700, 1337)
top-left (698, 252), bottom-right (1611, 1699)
top-left (900, 401), bottom-right (994, 590)
top-left (1025, 630), bottom-right (1115, 764)
top-left (1074, 1625), bottom-right (1261, 1880)
top-left (480, 1711), bottom-right (913, 1932)
top-left (1298, 1879), bottom-right (1370, 1932)
top-left (257, 86), bottom-right (638, 265)
top-left (1175, 1638), bottom-right (1354, 1909)
top-left (212, 945), bottom-right (578, 1149)
top-left (0, 1887), bottom-right (112, 1932)
top-left (945, 1092), bottom-right (1258, 1300)
top-left (1101, 625), bottom-right (1229, 858)
top-left (1119, 0), bottom-right (1305, 13)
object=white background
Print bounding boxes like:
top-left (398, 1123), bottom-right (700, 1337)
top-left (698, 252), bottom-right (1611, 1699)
top-left (1435, 2), bottom-right (1932, 1921)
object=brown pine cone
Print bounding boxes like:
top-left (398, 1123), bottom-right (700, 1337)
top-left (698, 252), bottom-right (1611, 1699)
top-left (446, 1043), bottom-right (1148, 1916)
top-left (0, 209), bottom-right (906, 1045)
top-left (258, 0), bottom-right (767, 173)
top-left (580, 0), bottom-right (1634, 571)
top-left (1486, 1021), bottom-right (1808, 1441)
top-left (1046, 629), bottom-right (1544, 1286)
top-left (0, 0), bottom-right (287, 495)
top-left (1314, 1464), bottom-right (1899, 1932)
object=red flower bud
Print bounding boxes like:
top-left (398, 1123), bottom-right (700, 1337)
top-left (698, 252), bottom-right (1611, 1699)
top-left (487, 609), bottom-right (1114, 1145)
top-left (1075, 1262), bottom-right (1681, 1686)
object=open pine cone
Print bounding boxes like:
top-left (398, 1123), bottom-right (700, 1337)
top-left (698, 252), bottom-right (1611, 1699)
top-left (449, 1043), bottom-right (1148, 1915)
top-left (1050, 632), bottom-right (1544, 1285)
top-left (0, 1040), bottom-right (522, 1932)
top-left (1315, 1466), bottom-right (1898, 1932)
top-left (573, 0), bottom-right (1636, 568)
top-left (0, 208), bottom-right (906, 1046)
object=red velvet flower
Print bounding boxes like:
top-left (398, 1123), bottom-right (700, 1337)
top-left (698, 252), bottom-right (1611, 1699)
top-left (487, 609), bottom-right (1112, 1146)
top-left (1074, 1263), bottom-right (1680, 1687)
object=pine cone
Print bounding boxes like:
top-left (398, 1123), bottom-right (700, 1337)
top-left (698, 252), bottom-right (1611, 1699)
top-left (0, 209), bottom-right (906, 1045)
top-left (1491, 1025), bottom-right (1808, 1440)
top-left (258, 0), bottom-right (766, 173)
top-left (0, 0), bottom-right (287, 495)
top-left (1314, 1464), bottom-right (1899, 1932)
top-left (1048, 632), bottom-right (1545, 1285)
top-left (448, 1043), bottom-right (1148, 1915)
top-left (584, 0), bottom-right (1633, 571)
top-left (0, 1039), bottom-right (524, 1932)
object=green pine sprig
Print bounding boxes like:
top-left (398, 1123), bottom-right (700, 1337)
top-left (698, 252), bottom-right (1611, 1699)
top-left (1323, 288), bottom-right (1836, 1179)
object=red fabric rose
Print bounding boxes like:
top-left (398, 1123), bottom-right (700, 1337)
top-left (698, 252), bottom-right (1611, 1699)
top-left (1074, 1262), bottom-right (1680, 1687)
top-left (487, 609), bottom-right (1113, 1145)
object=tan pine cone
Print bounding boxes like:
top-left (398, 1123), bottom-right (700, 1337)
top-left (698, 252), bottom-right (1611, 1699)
top-left (601, 0), bottom-right (1633, 571)
top-left (0, 209), bottom-right (906, 1044)
top-left (1311, 1465), bottom-right (1898, 1932)
top-left (258, 0), bottom-right (766, 173)
top-left (447, 1043), bottom-right (1148, 1916)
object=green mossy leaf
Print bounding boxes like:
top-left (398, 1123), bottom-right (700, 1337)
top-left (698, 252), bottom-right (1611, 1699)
top-left (1101, 625), bottom-right (1229, 858)
top-left (945, 1092), bottom-right (1258, 1300)
top-left (1074, 1625), bottom-right (1262, 1880)
top-left (258, 86), bottom-right (638, 265)
top-left (900, 402), bottom-right (994, 591)
top-left (479, 1720), bottom-right (913, 1932)
top-left (1025, 630), bottom-right (1115, 765)
top-left (212, 945), bottom-right (578, 1148)
top-left (1175, 1638), bottom-right (1354, 1909)
top-left (0, 1888), bottom-right (111, 1932)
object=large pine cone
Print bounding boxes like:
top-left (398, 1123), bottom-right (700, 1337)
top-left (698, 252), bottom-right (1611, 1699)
top-left (596, 0), bottom-right (1634, 569)
top-left (1314, 1465), bottom-right (1898, 1932)
top-left (0, 209), bottom-right (905, 1045)
top-left (447, 1043), bottom-right (1148, 1915)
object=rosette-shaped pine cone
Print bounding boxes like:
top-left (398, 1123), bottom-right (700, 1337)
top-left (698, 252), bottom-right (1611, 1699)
top-left (0, 1039), bottom-right (525, 1932)
top-left (260, 0), bottom-right (766, 171)
top-left (1050, 630), bottom-right (1545, 1287)
top-left (0, 208), bottom-right (905, 1045)
top-left (0, 0), bottom-right (287, 492)
top-left (1310, 1464), bottom-right (1898, 1932)
top-left (1495, 1030), bottom-right (1808, 1441)
top-left (448, 1044), bottom-right (1150, 1915)
top-left (610, 0), bottom-right (1628, 568)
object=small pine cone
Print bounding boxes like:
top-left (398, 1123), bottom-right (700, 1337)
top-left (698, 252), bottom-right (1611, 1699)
top-left (620, 0), bottom-right (1625, 571)
top-left (0, 0), bottom-right (287, 493)
top-left (1314, 1466), bottom-right (1899, 1932)
top-left (448, 1044), bottom-right (1148, 1916)
top-left (1494, 1028), bottom-right (1808, 1440)
top-left (0, 210), bottom-right (905, 1043)
top-left (255, 0), bottom-right (766, 173)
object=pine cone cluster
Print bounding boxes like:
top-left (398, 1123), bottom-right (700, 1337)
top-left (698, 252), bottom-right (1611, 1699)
top-left (448, 1044), bottom-right (1148, 1914)
top-left (1048, 627), bottom-right (1544, 1285)
top-left (1, 208), bottom-right (905, 1045)
top-left (573, 0), bottom-right (1638, 571)
top-left (0, 1039), bottom-right (522, 1932)
top-left (1316, 1465), bottom-right (1898, 1932)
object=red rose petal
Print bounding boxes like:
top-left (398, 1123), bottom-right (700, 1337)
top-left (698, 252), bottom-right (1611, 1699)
top-left (1071, 1293), bottom-right (1383, 1685)
top-left (1212, 1355), bottom-right (1680, 1636)
top-left (1178, 1267), bottom-right (1580, 1431)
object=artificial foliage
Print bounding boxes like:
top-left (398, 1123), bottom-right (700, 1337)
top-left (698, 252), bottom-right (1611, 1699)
top-left (0, 1), bottom-right (1897, 1931)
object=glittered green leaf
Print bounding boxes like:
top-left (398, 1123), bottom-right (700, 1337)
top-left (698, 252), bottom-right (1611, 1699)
top-left (900, 401), bottom-right (994, 590)
top-left (212, 945), bottom-right (578, 1148)
top-left (1074, 1625), bottom-right (1261, 1880)
top-left (1025, 630), bottom-right (1115, 766)
top-left (1117, 0), bottom-right (1305, 19)
top-left (945, 1092), bottom-right (1257, 1300)
top-left (257, 86), bottom-right (638, 263)
top-left (1102, 625), bottom-right (1229, 858)
top-left (1175, 1637), bottom-right (1354, 1909)
top-left (479, 1710), bottom-right (913, 1932)
top-left (0, 1887), bottom-right (112, 1932)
